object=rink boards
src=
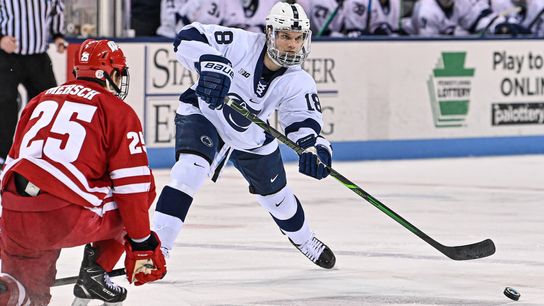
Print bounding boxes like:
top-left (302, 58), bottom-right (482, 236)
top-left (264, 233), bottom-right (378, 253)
top-left (47, 38), bottom-right (544, 168)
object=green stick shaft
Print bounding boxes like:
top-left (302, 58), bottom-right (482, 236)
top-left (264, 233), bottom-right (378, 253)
top-left (317, 4), bottom-right (340, 36)
top-left (224, 97), bottom-right (495, 260)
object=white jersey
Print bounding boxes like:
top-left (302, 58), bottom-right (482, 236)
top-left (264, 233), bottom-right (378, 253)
top-left (297, 0), bottom-right (344, 36)
top-left (243, 0), bottom-right (277, 33)
top-left (411, 0), bottom-right (502, 36)
top-left (490, 0), bottom-right (518, 16)
top-left (175, 23), bottom-right (324, 154)
top-left (178, 0), bottom-right (246, 28)
top-left (522, 0), bottom-right (544, 35)
top-left (370, 0), bottom-right (401, 32)
top-left (342, 0), bottom-right (401, 34)
top-left (157, 0), bottom-right (189, 38)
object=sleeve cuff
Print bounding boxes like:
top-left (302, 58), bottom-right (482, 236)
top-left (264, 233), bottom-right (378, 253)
top-left (315, 136), bottom-right (332, 155)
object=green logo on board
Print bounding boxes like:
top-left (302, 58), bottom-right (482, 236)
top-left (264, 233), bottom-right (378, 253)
top-left (427, 52), bottom-right (475, 127)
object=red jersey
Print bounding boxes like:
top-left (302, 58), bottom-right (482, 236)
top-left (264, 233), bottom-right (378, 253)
top-left (1, 80), bottom-right (155, 239)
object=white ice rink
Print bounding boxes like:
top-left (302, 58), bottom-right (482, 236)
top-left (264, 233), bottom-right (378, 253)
top-left (51, 155), bottom-right (544, 305)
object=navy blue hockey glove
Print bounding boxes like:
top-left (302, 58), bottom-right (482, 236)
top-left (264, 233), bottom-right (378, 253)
top-left (196, 54), bottom-right (233, 109)
top-left (297, 136), bottom-right (332, 180)
top-left (493, 22), bottom-right (531, 36)
top-left (373, 23), bottom-right (394, 35)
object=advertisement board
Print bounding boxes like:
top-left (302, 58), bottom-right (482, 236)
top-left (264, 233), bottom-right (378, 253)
top-left (53, 39), bottom-right (544, 167)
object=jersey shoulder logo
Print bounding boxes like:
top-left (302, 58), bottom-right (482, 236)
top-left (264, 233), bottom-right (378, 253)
top-left (238, 68), bottom-right (251, 78)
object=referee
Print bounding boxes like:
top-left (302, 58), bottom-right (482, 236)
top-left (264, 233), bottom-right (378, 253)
top-left (0, 0), bottom-right (66, 166)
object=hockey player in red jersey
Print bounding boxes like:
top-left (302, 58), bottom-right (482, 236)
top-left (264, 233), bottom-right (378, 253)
top-left (0, 39), bottom-right (167, 306)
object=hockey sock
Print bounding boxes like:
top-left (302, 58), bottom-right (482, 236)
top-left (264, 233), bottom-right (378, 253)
top-left (153, 187), bottom-right (192, 251)
top-left (256, 186), bottom-right (312, 245)
top-left (152, 154), bottom-right (209, 251)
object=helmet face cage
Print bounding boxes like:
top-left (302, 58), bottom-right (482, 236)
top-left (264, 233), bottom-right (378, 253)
top-left (266, 28), bottom-right (311, 67)
top-left (265, 3), bottom-right (311, 67)
top-left (118, 68), bottom-right (130, 100)
top-left (104, 67), bottom-right (130, 100)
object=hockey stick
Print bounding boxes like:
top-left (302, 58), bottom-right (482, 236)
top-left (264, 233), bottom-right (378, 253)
top-left (53, 268), bottom-right (126, 287)
top-left (365, 0), bottom-right (372, 34)
top-left (224, 97), bottom-right (496, 261)
top-left (527, 8), bottom-right (544, 30)
top-left (316, 2), bottom-right (342, 36)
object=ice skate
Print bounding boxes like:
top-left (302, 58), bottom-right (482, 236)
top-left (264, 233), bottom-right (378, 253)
top-left (290, 235), bottom-right (336, 269)
top-left (71, 244), bottom-right (127, 306)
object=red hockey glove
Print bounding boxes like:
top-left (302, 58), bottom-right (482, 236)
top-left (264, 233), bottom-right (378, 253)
top-left (124, 231), bottom-right (167, 286)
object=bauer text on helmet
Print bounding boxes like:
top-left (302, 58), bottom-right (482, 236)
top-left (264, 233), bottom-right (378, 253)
top-left (74, 39), bottom-right (130, 100)
top-left (265, 3), bottom-right (311, 67)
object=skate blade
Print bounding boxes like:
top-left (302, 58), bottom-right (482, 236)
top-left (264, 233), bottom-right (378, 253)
top-left (71, 298), bottom-right (123, 306)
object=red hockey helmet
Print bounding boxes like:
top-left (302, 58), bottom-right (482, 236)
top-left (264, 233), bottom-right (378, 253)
top-left (73, 39), bottom-right (130, 100)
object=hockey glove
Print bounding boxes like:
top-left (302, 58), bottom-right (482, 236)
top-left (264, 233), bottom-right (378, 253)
top-left (297, 136), bottom-right (332, 180)
top-left (196, 54), bottom-right (233, 109)
top-left (373, 23), bottom-right (394, 36)
top-left (124, 231), bottom-right (167, 286)
top-left (493, 22), bottom-right (531, 36)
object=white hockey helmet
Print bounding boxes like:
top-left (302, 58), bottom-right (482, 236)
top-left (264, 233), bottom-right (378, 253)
top-left (265, 2), bottom-right (311, 67)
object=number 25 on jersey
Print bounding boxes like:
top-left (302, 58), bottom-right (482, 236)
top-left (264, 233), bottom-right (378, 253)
top-left (19, 100), bottom-right (146, 163)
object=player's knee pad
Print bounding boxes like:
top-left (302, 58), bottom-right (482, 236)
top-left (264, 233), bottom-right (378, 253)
top-left (256, 186), bottom-right (298, 220)
top-left (0, 273), bottom-right (30, 306)
top-left (257, 187), bottom-right (306, 233)
top-left (168, 153), bottom-right (210, 197)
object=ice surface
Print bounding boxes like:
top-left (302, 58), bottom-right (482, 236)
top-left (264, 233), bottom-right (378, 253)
top-left (50, 155), bottom-right (544, 305)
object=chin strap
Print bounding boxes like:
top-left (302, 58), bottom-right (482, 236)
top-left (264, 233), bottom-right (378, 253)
top-left (104, 72), bottom-right (122, 96)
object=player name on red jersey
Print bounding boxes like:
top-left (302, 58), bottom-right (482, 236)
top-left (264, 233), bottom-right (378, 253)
top-left (45, 85), bottom-right (101, 100)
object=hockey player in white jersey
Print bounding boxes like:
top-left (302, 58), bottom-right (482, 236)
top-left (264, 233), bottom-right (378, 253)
top-left (243, 0), bottom-right (278, 33)
top-left (178, 0), bottom-right (246, 29)
top-left (490, 0), bottom-right (521, 17)
top-left (411, 0), bottom-right (521, 36)
top-left (342, 0), bottom-right (402, 35)
top-left (516, 0), bottom-right (544, 35)
top-left (490, 0), bottom-right (538, 34)
top-left (157, 0), bottom-right (246, 38)
top-left (297, 0), bottom-right (345, 36)
top-left (157, 0), bottom-right (188, 38)
top-left (152, 2), bottom-right (336, 269)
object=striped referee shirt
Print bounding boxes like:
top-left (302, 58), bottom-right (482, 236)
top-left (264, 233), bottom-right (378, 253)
top-left (0, 0), bottom-right (64, 55)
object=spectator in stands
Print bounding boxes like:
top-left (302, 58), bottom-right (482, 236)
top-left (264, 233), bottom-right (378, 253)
top-left (131, 0), bottom-right (162, 36)
top-left (0, 0), bottom-right (66, 168)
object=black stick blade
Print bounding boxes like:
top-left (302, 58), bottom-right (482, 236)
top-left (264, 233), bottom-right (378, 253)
top-left (440, 239), bottom-right (496, 260)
